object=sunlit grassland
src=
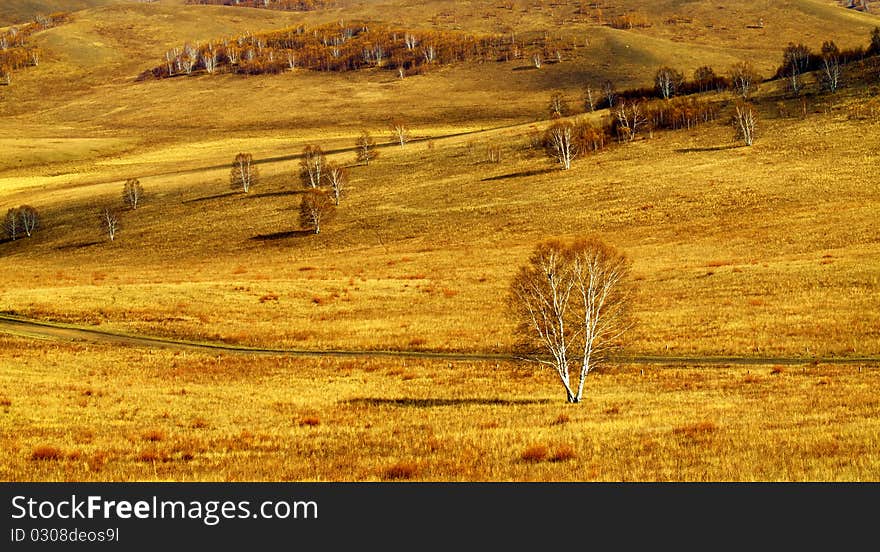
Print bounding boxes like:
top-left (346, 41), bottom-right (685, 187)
top-left (2, 88), bottom-right (878, 356)
top-left (1, 336), bottom-right (878, 481)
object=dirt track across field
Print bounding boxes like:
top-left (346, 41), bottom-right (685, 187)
top-left (2, 314), bottom-right (878, 366)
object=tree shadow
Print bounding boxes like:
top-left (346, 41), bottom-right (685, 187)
top-left (250, 229), bottom-right (314, 241)
top-left (675, 145), bottom-right (741, 153)
top-left (344, 397), bottom-right (552, 408)
top-left (481, 168), bottom-right (556, 182)
top-left (248, 190), bottom-right (305, 199)
top-left (56, 240), bottom-right (102, 250)
top-left (512, 65), bottom-right (539, 72)
top-left (182, 191), bottom-right (238, 204)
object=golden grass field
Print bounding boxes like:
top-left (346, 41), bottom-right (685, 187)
top-left (1, 0), bottom-right (879, 481)
top-left (3, 335), bottom-right (880, 481)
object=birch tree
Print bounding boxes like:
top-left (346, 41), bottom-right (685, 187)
top-left (18, 205), bottom-right (39, 237)
top-left (390, 120), bottom-right (410, 146)
top-left (508, 238), bottom-right (632, 403)
top-left (544, 121), bottom-right (576, 170)
top-left (733, 101), bottom-right (757, 146)
top-left (4, 208), bottom-right (19, 240)
top-left (729, 62), bottom-right (760, 99)
top-left (101, 208), bottom-right (120, 241)
top-left (300, 145), bottom-right (326, 188)
top-left (231, 153), bottom-right (258, 193)
top-left (122, 179), bottom-right (144, 210)
top-left (612, 100), bottom-right (648, 142)
top-left (324, 163), bottom-right (347, 205)
top-left (299, 189), bottom-right (335, 234)
top-left (655, 66), bottom-right (684, 100)
top-left (356, 130), bottom-right (379, 165)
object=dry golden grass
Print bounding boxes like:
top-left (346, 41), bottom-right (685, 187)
top-left (2, 336), bottom-right (880, 482)
top-left (1, 0), bottom-right (879, 482)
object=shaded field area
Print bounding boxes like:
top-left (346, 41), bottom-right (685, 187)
top-left (2, 336), bottom-right (879, 481)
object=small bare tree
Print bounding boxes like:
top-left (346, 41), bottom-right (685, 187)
top-left (324, 163), bottom-right (348, 205)
top-left (390, 120), bottom-right (410, 146)
top-left (613, 100), bottom-right (648, 142)
top-left (230, 153), bottom-right (258, 193)
top-left (356, 130), bottom-right (379, 165)
top-left (122, 179), bottom-right (144, 210)
top-left (544, 121), bottom-right (576, 170)
top-left (101, 208), bottom-right (120, 241)
top-left (733, 101), bottom-right (757, 146)
top-left (509, 238), bottom-right (632, 403)
top-left (817, 42), bottom-right (842, 94)
top-left (729, 62), bottom-right (760, 99)
top-left (601, 80), bottom-right (616, 108)
top-left (300, 145), bottom-right (326, 188)
top-left (584, 85), bottom-right (596, 112)
top-left (532, 53), bottom-right (542, 68)
top-left (18, 205), bottom-right (39, 237)
top-left (4, 208), bottom-right (19, 240)
top-left (655, 66), bottom-right (684, 100)
top-left (299, 189), bottom-right (335, 234)
top-left (548, 92), bottom-right (568, 118)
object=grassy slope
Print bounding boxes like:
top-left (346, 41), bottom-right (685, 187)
top-left (0, 0), bottom-right (878, 358)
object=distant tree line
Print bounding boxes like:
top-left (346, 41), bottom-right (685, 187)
top-left (138, 22), bottom-right (547, 79)
top-left (0, 13), bottom-right (70, 85)
top-left (184, 0), bottom-right (330, 10)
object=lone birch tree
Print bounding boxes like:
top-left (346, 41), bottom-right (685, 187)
top-left (733, 101), bottom-right (757, 146)
top-left (508, 238), bottom-right (632, 403)
top-left (100, 208), bottom-right (120, 241)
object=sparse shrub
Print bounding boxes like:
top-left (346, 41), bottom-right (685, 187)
top-left (31, 445), bottom-right (64, 461)
top-left (770, 366), bottom-right (785, 375)
top-left (520, 444), bottom-right (549, 463)
top-left (0, 397), bottom-right (11, 407)
top-left (672, 421), bottom-right (718, 438)
top-left (299, 416), bottom-right (321, 427)
top-left (382, 460), bottom-right (418, 480)
top-left (551, 413), bottom-right (570, 425)
top-left (550, 445), bottom-right (577, 462)
top-left (142, 429), bottom-right (165, 442)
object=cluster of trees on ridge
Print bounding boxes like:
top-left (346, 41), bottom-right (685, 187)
top-left (184, 0), bottom-right (330, 10)
top-left (0, 13), bottom-right (69, 86)
top-left (139, 22), bottom-right (540, 79)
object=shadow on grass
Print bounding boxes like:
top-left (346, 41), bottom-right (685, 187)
top-left (183, 191), bottom-right (238, 204)
top-left (481, 167), bottom-right (556, 182)
top-left (56, 240), bottom-right (102, 250)
top-left (250, 229), bottom-right (314, 241)
top-left (675, 145), bottom-right (741, 153)
top-left (344, 397), bottom-right (552, 408)
top-left (248, 190), bottom-right (305, 199)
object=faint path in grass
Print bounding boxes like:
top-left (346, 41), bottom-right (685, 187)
top-left (1, 314), bottom-right (878, 366)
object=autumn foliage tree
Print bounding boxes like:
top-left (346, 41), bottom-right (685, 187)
top-left (231, 153), bottom-right (259, 193)
top-left (509, 237), bottom-right (633, 403)
top-left (299, 189), bottom-right (335, 234)
top-left (4, 208), bottom-right (20, 240)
